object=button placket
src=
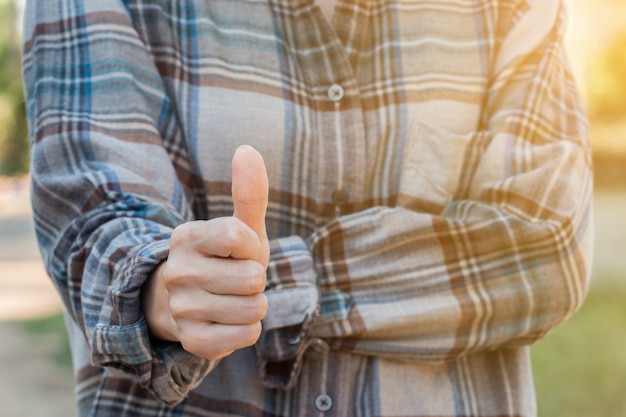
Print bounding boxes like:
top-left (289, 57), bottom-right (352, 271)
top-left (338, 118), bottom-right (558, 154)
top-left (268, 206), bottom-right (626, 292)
top-left (328, 83), bottom-right (349, 216)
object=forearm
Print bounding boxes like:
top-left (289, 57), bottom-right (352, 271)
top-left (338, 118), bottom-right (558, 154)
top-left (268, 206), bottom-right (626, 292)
top-left (308, 193), bottom-right (592, 362)
top-left (306, 0), bottom-right (592, 361)
top-left (260, 5), bottom-right (593, 366)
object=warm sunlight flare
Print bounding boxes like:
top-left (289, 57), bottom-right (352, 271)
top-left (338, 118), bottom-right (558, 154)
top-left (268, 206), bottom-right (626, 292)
top-left (566, 0), bottom-right (626, 155)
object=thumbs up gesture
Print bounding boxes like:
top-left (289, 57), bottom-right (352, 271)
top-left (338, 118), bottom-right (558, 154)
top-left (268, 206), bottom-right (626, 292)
top-left (232, 145), bottom-right (270, 267)
top-left (142, 146), bottom-right (270, 361)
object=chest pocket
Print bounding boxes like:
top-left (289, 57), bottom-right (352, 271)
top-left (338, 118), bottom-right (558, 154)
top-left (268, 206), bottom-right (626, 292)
top-left (397, 122), bottom-right (479, 214)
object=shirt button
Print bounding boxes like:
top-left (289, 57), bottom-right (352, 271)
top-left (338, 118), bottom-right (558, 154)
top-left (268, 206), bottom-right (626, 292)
top-left (287, 334), bottom-right (302, 345)
top-left (327, 83), bottom-right (345, 102)
top-left (332, 189), bottom-right (349, 206)
top-left (315, 394), bottom-right (333, 412)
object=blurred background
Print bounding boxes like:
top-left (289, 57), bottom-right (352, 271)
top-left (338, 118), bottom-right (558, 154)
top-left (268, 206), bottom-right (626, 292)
top-left (0, 0), bottom-right (625, 416)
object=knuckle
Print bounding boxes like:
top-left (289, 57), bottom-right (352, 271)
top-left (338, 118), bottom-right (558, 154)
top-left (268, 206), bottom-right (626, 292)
top-left (239, 294), bottom-right (267, 324)
top-left (242, 261), bottom-right (267, 294)
top-left (179, 327), bottom-right (221, 360)
top-left (221, 220), bottom-right (249, 252)
top-left (161, 262), bottom-right (191, 290)
top-left (178, 328), bottom-right (201, 354)
top-left (161, 259), bottom-right (180, 280)
top-left (168, 297), bottom-right (191, 320)
top-left (180, 323), bottom-right (261, 360)
top-left (250, 293), bottom-right (268, 321)
top-left (240, 322), bottom-right (262, 347)
top-left (170, 222), bottom-right (193, 248)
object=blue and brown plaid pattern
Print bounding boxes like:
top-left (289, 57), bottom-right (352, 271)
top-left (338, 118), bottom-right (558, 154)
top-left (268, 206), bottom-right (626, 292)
top-left (23, 0), bottom-right (592, 415)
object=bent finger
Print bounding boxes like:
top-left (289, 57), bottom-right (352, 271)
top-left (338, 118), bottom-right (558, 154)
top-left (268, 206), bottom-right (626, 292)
top-left (178, 321), bottom-right (263, 361)
top-left (169, 292), bottom-right (268, 325)
top-left (171, 217), bottom-right (262, 261)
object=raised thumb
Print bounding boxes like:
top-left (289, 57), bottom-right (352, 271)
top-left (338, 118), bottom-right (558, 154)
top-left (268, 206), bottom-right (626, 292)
top-left (231, 145), bottom-right (268, 241)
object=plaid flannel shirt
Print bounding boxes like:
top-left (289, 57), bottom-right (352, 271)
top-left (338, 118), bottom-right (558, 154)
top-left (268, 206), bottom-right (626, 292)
top-left (23, 0), bottom-right (593, 416)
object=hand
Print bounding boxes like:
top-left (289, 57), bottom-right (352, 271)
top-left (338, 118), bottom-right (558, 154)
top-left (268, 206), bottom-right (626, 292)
top-left (142, 146), bottom-right (270, 361)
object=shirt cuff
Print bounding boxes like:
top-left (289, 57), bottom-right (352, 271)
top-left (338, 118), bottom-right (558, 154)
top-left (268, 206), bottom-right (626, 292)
top-left (257, 235), bottom-right (323, 389)
top-left (90, 239), bottom-right (213, 406)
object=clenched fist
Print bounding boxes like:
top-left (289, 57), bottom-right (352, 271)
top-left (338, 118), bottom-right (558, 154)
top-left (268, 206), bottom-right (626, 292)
top-left (142, 145), bottom-right (270, 361)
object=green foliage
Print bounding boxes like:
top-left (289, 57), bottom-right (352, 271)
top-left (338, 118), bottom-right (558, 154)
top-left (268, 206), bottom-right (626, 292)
top-left (531, 283), bottom-right (626, 417)
top-left (19, 312), bottom-right (73, 368)
top-left (0, 0), bottom-right (28, 176)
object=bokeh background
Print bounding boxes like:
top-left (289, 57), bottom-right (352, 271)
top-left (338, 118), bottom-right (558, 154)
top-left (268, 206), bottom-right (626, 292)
top-left (1, 0), bottom-right (625, 416)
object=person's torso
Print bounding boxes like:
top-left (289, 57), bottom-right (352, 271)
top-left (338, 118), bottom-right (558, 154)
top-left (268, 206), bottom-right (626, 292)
top-left (72, 1), bottom-right (535, 416)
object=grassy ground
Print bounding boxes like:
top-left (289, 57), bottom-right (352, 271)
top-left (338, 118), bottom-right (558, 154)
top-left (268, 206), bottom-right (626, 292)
top-left (531, 282), bottom-right (626, 417)
top-left (19, 312), bottom-right (72, 367)
top-left (0, 314), bottom-right (75, 417)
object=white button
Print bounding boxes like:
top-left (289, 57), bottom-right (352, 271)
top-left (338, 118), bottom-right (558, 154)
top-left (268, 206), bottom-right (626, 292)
top-left (315, 394), bottom-right (333, 412)
top-left (287, 334), bottom-right (302, 345)
top-left (327, 84), bottom-right (345, 102)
